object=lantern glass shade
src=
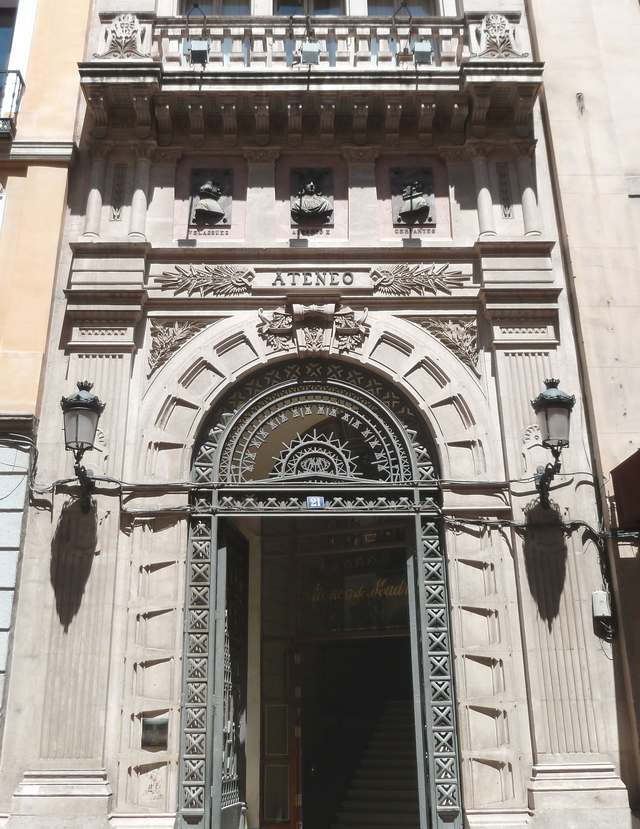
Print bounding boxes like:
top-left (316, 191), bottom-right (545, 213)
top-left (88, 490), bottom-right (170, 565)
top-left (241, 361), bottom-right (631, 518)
top-left (531, 378), bottom-right (575, 450)
top-left (537, 405), bottom-right (571, 449)
top-left (63, 407), bottom-right (100, 452)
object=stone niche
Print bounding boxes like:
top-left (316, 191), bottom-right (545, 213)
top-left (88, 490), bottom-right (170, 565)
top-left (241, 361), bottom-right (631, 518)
top-left (391, 167), bottom-right (436, 228)
top-left (189, 168), bottom-right (233, 234)
top-left (173, 157), bottom-right (247, 242)
top-left (289, 167), bottom-right (335, 232)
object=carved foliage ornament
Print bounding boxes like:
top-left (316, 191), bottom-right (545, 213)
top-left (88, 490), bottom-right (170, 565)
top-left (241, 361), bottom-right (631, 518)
top-left (371, 263), bottom-right (465, 297)
top-left (416, 317), bottom-right (479, 373)
top-left (257, 304), bottom-right (369, 354)
top-left (95, 14), bottom-right (149, 59)
top-left (148, 320), bottom-right (208, 376)
top-left (476, 14), bottom-right (528, 59)
top-left (158, 264), bottom-right (255, 297)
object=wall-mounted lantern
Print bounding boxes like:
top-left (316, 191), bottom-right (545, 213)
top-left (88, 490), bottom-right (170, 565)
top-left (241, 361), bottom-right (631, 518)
top-left (60, 381), bottom-right (105, 513)
top-left (412, 37), bottom-right (433, 65)
top-left (291, 15), bottom-right (321, 66)
top-left (183, 3), bottom-right (210, 67)
top-left (531, 378), bottom-right (575, 508)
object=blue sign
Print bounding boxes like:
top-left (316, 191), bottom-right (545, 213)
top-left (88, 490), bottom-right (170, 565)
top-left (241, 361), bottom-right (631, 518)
top-left (306, 496), bottom-right (326, 510)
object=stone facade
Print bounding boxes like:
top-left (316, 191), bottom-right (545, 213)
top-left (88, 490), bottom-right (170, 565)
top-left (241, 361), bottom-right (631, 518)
top-left (0, 1), bottom-right (637, 828)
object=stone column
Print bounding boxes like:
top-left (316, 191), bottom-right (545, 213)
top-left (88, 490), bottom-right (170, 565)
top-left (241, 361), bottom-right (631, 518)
top-left (516, 145), bottom-right (542, 237)
top-left (128, 143), bottom-right (155, 241)
top-left (471, 146), bottom-right (496, 237)
top-left (243, 148), bottom-right (280, 245)
top-left (82, 144), bottom-right (111, 238)
top-left (342, 146), bottom-right (379, 245)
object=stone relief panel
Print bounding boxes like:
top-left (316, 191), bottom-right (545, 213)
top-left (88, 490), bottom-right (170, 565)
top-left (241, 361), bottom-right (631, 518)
top-left (174, 158), bottom-right (247, 243)
top-left (391, 167), bottom-right (436, 228)
top-left (257, 303), bottom-right (369, 354)
top-left (376, 156), bottom-right (451, 240)
top-left (94, 13), bottom-right (150, 59)
top-left (290, 168), bottom-right (334, 229)
top-left (148, 320), bottom-right (210, 377)
top-left (472, 14), bottom-right (529, 60)
top-left (189, 169), bottom-right (233, 234)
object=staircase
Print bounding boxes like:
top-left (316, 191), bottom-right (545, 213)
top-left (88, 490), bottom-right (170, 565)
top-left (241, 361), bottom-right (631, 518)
top-left (331, 700), bottom-right (420, 829)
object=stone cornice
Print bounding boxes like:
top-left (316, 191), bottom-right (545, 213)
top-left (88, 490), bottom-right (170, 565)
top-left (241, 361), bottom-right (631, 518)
top-left (7, 140), bottom-right (76, 162)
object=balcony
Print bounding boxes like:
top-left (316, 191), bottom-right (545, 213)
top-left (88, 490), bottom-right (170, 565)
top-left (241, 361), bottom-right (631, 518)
top-left (80, 12), bottom-right (543, 145)
top-left (0, 71), bottom-right (25, 141)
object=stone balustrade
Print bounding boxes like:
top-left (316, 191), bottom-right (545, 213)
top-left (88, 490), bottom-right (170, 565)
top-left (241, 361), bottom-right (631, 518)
top-left (93, 15), bottom-right (486, 69)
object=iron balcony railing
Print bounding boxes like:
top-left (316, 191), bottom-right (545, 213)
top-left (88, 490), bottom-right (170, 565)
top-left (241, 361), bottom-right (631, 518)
top-left (0, 70), bottom-right (25, 140)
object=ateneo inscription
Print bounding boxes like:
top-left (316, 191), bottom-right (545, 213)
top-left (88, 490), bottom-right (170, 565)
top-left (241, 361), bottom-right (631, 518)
top-left (271, 271), bottom-right (354, 288)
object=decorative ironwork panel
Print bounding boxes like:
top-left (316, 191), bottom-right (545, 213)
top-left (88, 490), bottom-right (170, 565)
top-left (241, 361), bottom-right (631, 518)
top-left (221, 532), bottom-right (249, 811)
top-left (179, 515), bottom-right (216, 822)
top-left (417, 517), bottom-right (463, 827)
top-left (193, 361), bottom-right (437, 486)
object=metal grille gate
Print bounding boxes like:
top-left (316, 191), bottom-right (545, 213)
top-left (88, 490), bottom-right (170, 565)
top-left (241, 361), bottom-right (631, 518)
top-left (176, 361), bottom-right (463, 829)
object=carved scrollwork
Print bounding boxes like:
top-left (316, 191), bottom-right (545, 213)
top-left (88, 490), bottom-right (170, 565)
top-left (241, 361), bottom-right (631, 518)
top-left (94, 14), bottom-right (149, 59)
top-left (413, 317), bottom-right (479, 374)
top-left (157, 264), bottom-right (255, 298)
top-left (257, 304), bottom-right (369, 354)
top-left (475, 14), bottom-right (528, 59)
top-left (371, 264), bottom-right (465, 297)
top-left (148, 320), bottom-right (208, 376)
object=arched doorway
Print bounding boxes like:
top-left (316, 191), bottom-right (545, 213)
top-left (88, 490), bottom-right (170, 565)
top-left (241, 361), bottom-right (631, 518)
top-left (177, 360), bottom-right (462, 829)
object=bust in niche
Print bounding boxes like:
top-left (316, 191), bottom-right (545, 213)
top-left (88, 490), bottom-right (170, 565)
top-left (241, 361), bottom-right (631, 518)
top-left (291, 176), bottom-right (333, 225)
top-left (192, 180), bottom-right (226, 227)
top-left (391, 168), bottom-right (435, 228)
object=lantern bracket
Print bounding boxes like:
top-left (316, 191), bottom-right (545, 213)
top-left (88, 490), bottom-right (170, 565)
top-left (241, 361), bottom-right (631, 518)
top-left (72, 449), bottom-right (95, 514)
top-left (534, 445), bottom-right (562, 509)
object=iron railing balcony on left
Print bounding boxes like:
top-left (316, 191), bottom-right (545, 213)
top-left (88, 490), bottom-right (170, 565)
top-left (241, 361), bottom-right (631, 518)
top-left (0, 71), bottom-right (26, 141)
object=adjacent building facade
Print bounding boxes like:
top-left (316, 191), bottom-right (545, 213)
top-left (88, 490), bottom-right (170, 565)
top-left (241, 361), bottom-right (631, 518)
top-left (0, 1), bottom-right (638, 828)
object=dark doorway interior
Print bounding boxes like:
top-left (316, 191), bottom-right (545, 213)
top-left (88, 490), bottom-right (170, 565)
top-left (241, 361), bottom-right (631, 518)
top-left (261, 516), bottom-right (420, 829)
top-left (301, 637), bottom-right (418, 829)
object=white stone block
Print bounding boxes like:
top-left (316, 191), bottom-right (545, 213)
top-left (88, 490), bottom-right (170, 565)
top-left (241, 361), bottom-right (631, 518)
top-left (0, 446), bottom-right (29, 472)
top-left (0, 512), bottom-right (24, 549)
top-left (0, 475), bottom-right (27, 510)
top-left (0, 591), bottom-right (14, 630)
top-left (0, 551), bottom-right (19, 588)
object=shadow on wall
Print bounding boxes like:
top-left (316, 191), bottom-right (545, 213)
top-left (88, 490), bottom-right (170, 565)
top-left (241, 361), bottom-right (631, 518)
top-left (50, 498), bottom-right (98, 632)
top-left (522, 503), bottom-right (567, 630)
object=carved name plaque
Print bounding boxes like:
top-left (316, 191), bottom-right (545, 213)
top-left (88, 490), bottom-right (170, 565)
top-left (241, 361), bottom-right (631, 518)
top-left (253, 269), bottom-right (370, 292)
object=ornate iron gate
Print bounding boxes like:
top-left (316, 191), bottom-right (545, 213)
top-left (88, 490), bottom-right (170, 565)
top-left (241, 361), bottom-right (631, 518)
top-left (176, 361), bottom-right (463, 829)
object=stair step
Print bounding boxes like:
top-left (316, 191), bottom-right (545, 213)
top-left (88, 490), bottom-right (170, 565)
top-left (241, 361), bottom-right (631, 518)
top-left (335, 812), bottom-right (419, 825)
top-left (342, 799), bottom-right (418, 813)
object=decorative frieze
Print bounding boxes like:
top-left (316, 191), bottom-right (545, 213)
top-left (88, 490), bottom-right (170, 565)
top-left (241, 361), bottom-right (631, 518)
top-left (148, 320), bottom-right (208, 376)
top-left (257, 304), bottom-right (369, 354)
top-left (371, 264), bottom-right (465, 296)
top-left (158, 264), bottom-right (255, 297)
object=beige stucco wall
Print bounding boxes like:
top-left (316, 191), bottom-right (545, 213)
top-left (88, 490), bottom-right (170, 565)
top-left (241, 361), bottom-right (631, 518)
top-left (0, 0), bottom-right (91, 415)
top-left (528, 0), bottom-right (640, 807)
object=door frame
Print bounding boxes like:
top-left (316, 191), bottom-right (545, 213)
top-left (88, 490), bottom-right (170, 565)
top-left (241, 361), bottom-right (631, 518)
top-left (176, 482), bottom-right (463, 829)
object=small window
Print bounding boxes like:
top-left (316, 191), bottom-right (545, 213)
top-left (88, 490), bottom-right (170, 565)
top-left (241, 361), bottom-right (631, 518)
top-left (0, 8), bottom-right (17, 72)
top-left (276, 0), bottom-right (343, 15)
top-left (182, 0), bottom-right (251, 15)
top-left (367, 0), bottom-right (433, 14)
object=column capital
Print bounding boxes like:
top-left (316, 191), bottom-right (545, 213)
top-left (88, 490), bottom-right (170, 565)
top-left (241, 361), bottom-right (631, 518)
top-left (242, 147), bottom-right (281, 163)
top-left (89, 141), bottom-right (114, 161)
top-left (468, 142), bottom-right (495, 160)
top-left (438, 146), bottom-right (468, 163)
top-left (342, 146), bottom-right (380, 163)
top-left (135, 141), bottom-right (157, 161)
top-left (515, 139), bottom-right (538, 159)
